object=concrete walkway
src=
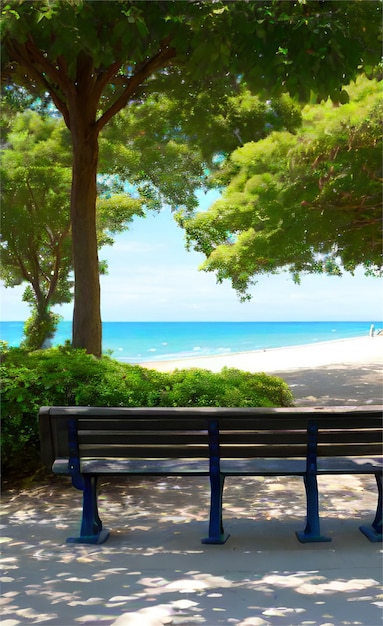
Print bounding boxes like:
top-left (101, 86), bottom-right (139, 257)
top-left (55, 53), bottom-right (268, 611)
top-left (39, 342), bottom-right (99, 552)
top-left (1, 473), bottom-right (382, 626)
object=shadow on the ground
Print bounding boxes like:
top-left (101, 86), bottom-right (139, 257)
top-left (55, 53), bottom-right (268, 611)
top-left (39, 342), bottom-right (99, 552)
top-left (274, 362), bottom-right (383, 406)
top-left (1, 474), bottom-right (381, 626)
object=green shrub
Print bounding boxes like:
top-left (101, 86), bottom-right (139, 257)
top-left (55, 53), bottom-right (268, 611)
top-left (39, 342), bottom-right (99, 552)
top-left (156, 367), bottom-right (292, 407)
top-left (0, 344), bottom-right (293, 477)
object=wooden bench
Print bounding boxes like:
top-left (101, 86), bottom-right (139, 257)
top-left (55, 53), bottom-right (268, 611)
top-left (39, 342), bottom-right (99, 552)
top-left (39, 405), bottom-right (382, 545)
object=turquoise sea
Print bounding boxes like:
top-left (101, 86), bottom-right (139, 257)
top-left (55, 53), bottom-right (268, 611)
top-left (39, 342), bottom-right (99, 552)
top-left (1, 320), bottom-right (381, 363)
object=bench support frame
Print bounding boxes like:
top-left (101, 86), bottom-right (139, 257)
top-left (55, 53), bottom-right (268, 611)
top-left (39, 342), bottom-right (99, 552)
top-left (202, 420), bottom-right (230, 544)
top-left (66, 419), bottom-right (109, 544)
top-left (359, 472), bottom-right (382, 543)
top-left (296, 422), bottom-right (332, 543)
top-left (66, 476), bottom-right (110, 545)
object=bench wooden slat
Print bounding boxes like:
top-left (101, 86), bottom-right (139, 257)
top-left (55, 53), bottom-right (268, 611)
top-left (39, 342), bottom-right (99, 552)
top-left (220, 443), bottom-right (383, 457)
top-left (73, 429), bottom-right (382, 449)
top-left (316, 443), bottom-right (383, 456)
top-left (45, 405), bottom-right (382, 416)
top-left (78, 431), bottom-right (308, 446)
top-left (79, 444), bottom-right (210, 458)
top-left (74, 416), bottom-right (382, 430)
top-left (219, 430), bottom-right (382, 445)
top-left (75, 442), bottom-right (382, 459)
top-left (215, 417), bottom-right (383, 430)
top-left (77, 418), bottom-right (209, 430)
top-left (79, 432), bottom-right (210, 445)
top-left (317, 430), bottom-right (383, 444)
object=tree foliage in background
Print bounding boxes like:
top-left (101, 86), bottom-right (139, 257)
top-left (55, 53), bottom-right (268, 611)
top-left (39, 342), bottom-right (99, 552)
top-left (0, 109), bottom-right (144, 349)
top-left (0, 110), bottom-right (73, 349)
top-left (2, 0), bottom-right (381, 355)
top-left (100, 87), bottom-right (302, 213)
top-left (178, 77), bottom-right (383, 299)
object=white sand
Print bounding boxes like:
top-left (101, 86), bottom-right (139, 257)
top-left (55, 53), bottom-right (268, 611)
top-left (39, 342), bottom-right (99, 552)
top-left (141, 335), bottom-right (383, 373)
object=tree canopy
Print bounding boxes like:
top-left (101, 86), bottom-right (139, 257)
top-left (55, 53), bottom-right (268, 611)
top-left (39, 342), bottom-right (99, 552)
top-left (2, 0), bottom-right (382, 355)
top-left (178, 77), bottom-right (383, 299)
top-left (100, 87), bottom-right (302, 212)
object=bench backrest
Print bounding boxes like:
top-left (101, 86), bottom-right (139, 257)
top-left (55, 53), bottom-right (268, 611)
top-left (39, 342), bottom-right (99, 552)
top-left (39, 406), bottom-right (383, 470)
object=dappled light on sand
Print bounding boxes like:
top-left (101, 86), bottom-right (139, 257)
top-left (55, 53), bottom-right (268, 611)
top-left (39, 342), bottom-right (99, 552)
top-left (1, 475), bottom-right (382, 625)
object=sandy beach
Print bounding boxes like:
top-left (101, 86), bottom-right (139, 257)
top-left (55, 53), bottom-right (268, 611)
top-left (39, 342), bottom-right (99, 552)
top-left (142, 335), bottom-right (383, 373)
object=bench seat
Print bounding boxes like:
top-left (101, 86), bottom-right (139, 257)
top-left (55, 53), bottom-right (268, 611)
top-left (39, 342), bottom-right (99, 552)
top-left (53, 456), bottom-right (380, 476)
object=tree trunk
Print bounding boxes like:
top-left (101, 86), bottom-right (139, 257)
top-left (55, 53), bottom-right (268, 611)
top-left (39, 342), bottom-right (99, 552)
top-left (70, 123), bottom-right (102, 357)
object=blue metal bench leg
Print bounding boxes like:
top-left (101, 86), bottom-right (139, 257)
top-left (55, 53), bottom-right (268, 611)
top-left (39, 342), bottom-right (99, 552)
top-left (202, 474), bottom-right (230, 544)
top-left (67, 476), bottom-right (110, 544)
top-left (360, 472), bottom-right (382, 542)
top-left (296, 474), bottom-right (331, 543)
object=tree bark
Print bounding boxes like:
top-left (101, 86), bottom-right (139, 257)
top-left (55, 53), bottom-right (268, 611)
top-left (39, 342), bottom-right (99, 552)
top-left (70, 120), bottom-right (102, 357)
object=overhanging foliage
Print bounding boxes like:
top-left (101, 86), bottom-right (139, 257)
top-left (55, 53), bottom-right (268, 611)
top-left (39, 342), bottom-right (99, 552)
top-left (178, 77), bottom-right (383, 298)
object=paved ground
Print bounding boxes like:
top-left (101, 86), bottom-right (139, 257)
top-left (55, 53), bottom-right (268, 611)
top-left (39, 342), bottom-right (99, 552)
top-left (1, 364), bottom-right (382, 626)
top-left (273, 361), bottom-right (383, 407)
top-left (1, 472), bottom-right (382, 626)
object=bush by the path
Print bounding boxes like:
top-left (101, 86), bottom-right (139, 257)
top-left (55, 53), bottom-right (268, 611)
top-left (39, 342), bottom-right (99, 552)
top-left (1, 343), bottom-right (293, 477)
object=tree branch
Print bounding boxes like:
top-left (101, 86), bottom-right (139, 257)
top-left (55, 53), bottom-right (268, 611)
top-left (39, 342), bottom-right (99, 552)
top-left (94, 44), bottom-right (176, 132)
top-left (24, 36), bottom-right (71, 95)
top-left (15, 241), bottom-right (42, 303)
top-left (93, 60), bottom-right (122, 101)
top-left (7, 38), bottom-right (71, 128)
top-left (13, 244), bottom-right (31, 284)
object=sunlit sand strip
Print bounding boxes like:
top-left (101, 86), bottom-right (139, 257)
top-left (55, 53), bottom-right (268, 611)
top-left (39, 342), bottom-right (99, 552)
top-left (141, 336), bottom-right (383, 373)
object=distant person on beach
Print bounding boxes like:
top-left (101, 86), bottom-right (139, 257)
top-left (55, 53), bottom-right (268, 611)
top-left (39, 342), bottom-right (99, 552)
top-left (369, 324), bottom-right (375, 337)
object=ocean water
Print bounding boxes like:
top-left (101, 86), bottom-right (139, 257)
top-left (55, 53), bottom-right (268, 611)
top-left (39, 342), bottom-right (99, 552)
top-left (1, 320), bottom-right (381, 363)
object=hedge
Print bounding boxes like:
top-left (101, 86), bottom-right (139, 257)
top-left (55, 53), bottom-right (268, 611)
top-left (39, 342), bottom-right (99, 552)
top-left (1, 343), bottom-right (294, 477)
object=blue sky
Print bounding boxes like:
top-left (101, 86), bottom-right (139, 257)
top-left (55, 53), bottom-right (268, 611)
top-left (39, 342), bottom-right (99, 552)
top-left (1, 189), bottom-right (382, 322)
